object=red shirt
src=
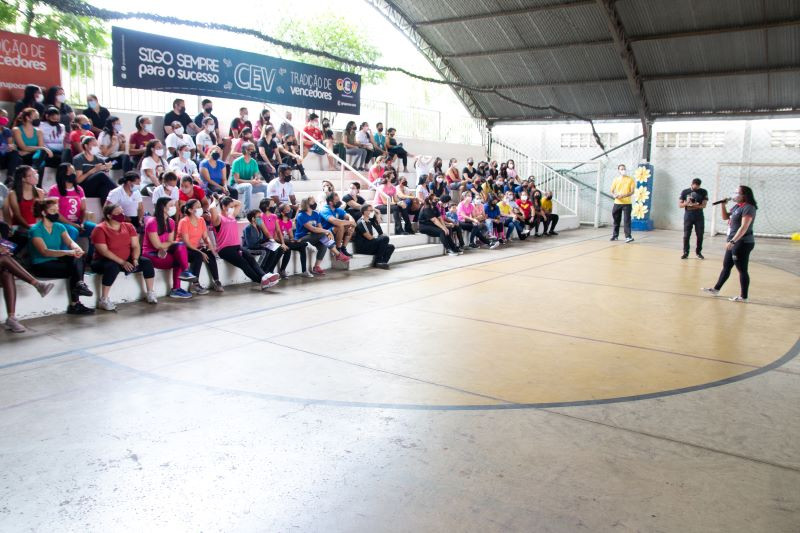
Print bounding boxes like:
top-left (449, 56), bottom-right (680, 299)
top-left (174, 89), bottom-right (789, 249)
top-left (91, 222), bottom-right (136, 261)
top-left (517, 200), bottom-right (533, 219)
top-left (303, 125), bottom-right (323, 147)
top-left (69, 129), bottom-right (95, 156)
top-left (179, 185), bottom-right (206, 203)
top-left (130, 131), bottom-right (155, 151)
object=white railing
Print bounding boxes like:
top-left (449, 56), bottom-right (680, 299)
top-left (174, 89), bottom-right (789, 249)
top-left (59, 49), bottom-right (484, 146)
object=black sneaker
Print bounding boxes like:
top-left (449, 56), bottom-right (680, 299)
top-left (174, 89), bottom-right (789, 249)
top-left (681, 253), bottom-right (689, 260)
top-left (696, 252), bottom-right (705, 260)
top-left (469, 243), bottom-right (479, 249)
top-left (75, 281), bottom-right (94, 297)
top-left (610, 236), bottom-right (619, 241)
top-left (549, 231), bottom-right (558, 236)
top-left (67, 302), bottom-right (95, 315)
top-left (341, 248), bottom-right (353, 258)
top-left (375, 263), bottom-right (390, 270)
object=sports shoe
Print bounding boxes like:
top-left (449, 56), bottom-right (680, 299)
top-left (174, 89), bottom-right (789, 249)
top-left (261, 273), bottom-right (280, 289)
top-left (340, 248), bottom-right (353, 258)
top-left (169, 288), bottom-right (193, 299)
top-left (457, 249), bottom-right (464, 255)
top-left (35, 281), bottom-right (54, 298)
top-left (97, 298), bottom-right (116, 311)
top-left (625, 237), bottom-right (634, 243)
top-left (5, 317), bottom-right (26, 333)
top-left (446, 250), bottom-right (459, 256)
top-left (212, 280), bottom-right (225, 292)
top-left (701, 287), bottom-right (719, 295)
top-left (696, 252), bottom-right (705, 260)
top-left (610, 236), bottom-right (618, 241)
top-left (278, 270), bottom-right (288, 280)
top-left (179, 270), bottom-right (198, 282)
top-left (729, 296), bottom-right (747, 302)
top-left (336, 252), bottom-right (351, 263)
top-left (300, 174), bottom-right (308, 181)
top-left (469, 243), bottom-right (479, 249)
top-left (521, 229), bottom-right (530, 236)
top-left (301, 271), bottom-right (314, 278)
top-left (681, 253), bottom-right (689, 260)
top-left (146, 291), bottom-right (158, 304)
top-left (68, 302), bottom-right (96, 314)
top-left (489, 241), bottom-right (501, 250)
top-left (375, 263), bottom-right (390, 270)
top-left (312, 266), bottom-right (326, 276)
top-left (548, 231), bottom-right (559, 236)
top-left (75, 281), bottom-right (93, 297)
top-left (190, 282), bottom-right (209, 295)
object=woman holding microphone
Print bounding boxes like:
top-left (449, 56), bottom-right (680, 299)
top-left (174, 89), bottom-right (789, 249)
top-left (703, 186), bottom-right (757, 302)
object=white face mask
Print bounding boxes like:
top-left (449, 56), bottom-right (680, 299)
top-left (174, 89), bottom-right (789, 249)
top-left (193, 208), bottom-right (204, 218)
top-left (242, 115), bottom-right (249, 122)
top-left (56, 94), bottom-right (66, 103)
top-left (174, 126), bottom-right (184, 135)
top-left (227, 207), bottom-right (234, 217)
top-left (206, 124), bottom-right (214, 132)
top-left (90, 146), bottom-right (101, 156)
top-left (349, 188), bottom-right (358, 196)
top-left (155, 148), bottom-right (164, 157)
top-left (113, 123), bottom-right (122, 133)
top-left (35, 94), bottom-right (44, 103)
top-left (368, 211), bottom-right (375, 219)
top-left (181, 150), bottom-right (190, 159)
top-left (521, 195), bottom-right (528, 201)
top-left (144, 123), bottom-right (153, 133)
top-left (619, 168), bottom-right (626, 175)
top-left (167, 206), bottom-right (177, 217)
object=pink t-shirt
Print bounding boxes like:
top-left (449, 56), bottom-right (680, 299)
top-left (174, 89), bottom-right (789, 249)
top-left (215, 214), bottom-right (240, 249)
top-left (375, 184), bottom-right (395, 206)
top-left (142, 217), bottom-right (175, 255)
top-left (48, 184), bottom-right (84, 223)
top-left (368, 165), bottom-right (385, 183)
top-left (260, 212), bottom-right (279, 237)
top-left (277, 218), bottom-right (293, 240)
top-left (456, 200), bottom-right (474, 222)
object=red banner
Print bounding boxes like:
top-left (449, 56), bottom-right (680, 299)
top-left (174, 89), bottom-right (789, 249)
top-left (0, 30), bottom-right (61, 102)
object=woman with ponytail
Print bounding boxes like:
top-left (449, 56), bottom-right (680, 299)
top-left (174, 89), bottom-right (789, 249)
top-left (142, 196), bottom-right (196, 299)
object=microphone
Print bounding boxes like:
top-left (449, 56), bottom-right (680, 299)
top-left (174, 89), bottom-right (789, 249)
top-left (712, 198), bottom-right (730, 206)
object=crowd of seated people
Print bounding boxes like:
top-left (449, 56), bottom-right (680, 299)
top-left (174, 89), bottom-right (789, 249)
top-left (0, 83), bottom-right (563, 333)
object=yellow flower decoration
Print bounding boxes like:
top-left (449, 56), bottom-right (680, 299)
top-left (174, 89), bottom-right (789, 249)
top-left (633, 186), bottom-right (650, 204)
top-left (632, 202), bottom-right (649, 219)
top-left (634, 166), bottom-right (651, 184)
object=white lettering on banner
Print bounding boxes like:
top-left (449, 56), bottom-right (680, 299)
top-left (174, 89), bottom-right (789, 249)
top-left (234, 63), bottom-right (276, 93)
top-left (0, 38), bottom-right (48, 70)
top-left (289, 86), bottom-right (333, 101)
top-left (290, 71), bottom-right (333, 91)
top-left (136, 47), bottom-right (220, 83)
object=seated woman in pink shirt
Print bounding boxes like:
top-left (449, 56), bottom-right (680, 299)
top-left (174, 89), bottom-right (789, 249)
top-left (209, 195), bottom-right (278, 290)
top-left (457, 191), bottom-right (495, 248)
top-left (143, 197), bottom-right (196, 299)
top-left (367, 155), bottom-right (386, 184)
top-left (374, 171), bottom-right (414, 235)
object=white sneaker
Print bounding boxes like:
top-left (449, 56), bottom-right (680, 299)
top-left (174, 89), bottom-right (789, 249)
top-left (146, 291), bottom-right (158, 304)
top-left (302, 271), bottom-right (314, 278)
top-left (701, 287), bottom-right (719, 295)
top-left (729, 296), bottom-right (747, 303)
top-left (98, 297), bottom-right (117, 311)
top-left (489, 241), bottom-right (501, 250)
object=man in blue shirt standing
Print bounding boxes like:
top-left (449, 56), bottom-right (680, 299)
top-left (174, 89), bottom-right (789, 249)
top-left (319, 192), bottom-right (356, 257)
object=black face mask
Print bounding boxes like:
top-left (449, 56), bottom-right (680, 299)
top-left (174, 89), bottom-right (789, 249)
top-left (268, 205), bottom-right (276, 213)
top-left (377, 127), bottom-right (383, 132)
top-left (47, 119), bottom-right (59, 125)
top-left (283, 174), bottom-right (292, 182)
top-left (211, 152), bottom-right (220, 160)
top-left (45, 213), bottom-right (60, 222)
top-left (309, 203), bottom-right (317, 210)
top-left (32, 119), bottom-right (41, 127)
top-left (67, 173), bottom-right (77, 183)
top-left (179, 106), bottom-right (186, 114)
top-left (204, 107), bottom-right (213, 113)
top-left (335, 201), bottom-right (343, 208)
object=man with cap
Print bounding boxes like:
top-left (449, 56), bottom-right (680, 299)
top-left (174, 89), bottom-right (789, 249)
top-left (678, 178), bottom-right (708, 259)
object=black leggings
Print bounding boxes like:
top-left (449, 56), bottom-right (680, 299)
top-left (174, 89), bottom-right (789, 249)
top-left (280, 240), bottom-right (308, 273)
top-left (354, 235), bottom-right (395, 265)
top-left (91, 256), bottom-right (155, 287)
top-left (80, 172), bottom-right (116, 205)
top-left (714, 242), bottom-right (755, 299)
top-left (29, 256), bottom-right (86, 302)
top-left (419, 223), bottom-right (459, 252)
top-left (542, 214), bottom-right (559, 234)
top-left (388, 146), bottom-right (407, 168)
top-left (376, 203), bottom-right (413, 233)
top-left (218, 245), bottom-right (265, 283)
top-left (281, 156), bottom-right (306, 176)
top-left (460, 221), bottom-right (491, 245)
top-left (187, 247), bottom-right (220, 282)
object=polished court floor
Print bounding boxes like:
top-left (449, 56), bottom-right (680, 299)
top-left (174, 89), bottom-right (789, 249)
top-left (1, 229), bottom-right (799, 532)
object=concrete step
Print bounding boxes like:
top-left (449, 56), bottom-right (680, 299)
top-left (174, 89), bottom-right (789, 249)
top-left (346, 243), bottom-right (444, 269)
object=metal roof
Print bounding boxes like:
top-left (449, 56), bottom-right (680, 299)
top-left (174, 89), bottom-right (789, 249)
top-left (368, 0), bottom-right (800, 123)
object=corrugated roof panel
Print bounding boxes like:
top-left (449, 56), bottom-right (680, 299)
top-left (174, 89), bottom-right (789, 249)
top-left (634, 33), bottom-right (768, 76)
top-left (484, 81), bottom-right (637, 119)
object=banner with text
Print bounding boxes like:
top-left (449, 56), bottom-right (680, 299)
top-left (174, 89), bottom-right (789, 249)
top-left (0, 30), bottom-right (61, 102)
top-left (112, 27), bottom-right (360, 114)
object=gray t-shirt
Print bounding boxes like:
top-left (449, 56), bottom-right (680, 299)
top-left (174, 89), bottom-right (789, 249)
top-left (728, 203), bottom-right (756, 243)
top-left (278, 121), bottom-right (295, 139)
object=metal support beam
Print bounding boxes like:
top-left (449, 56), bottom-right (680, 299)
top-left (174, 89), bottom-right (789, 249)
top-left (414, 0), bottom-right (593, 27)
top-left (596, 0), bottom-right (651, 159)
top-left (363, 0), bottom-right (488, 122)
top-left (442, 19), bottom-right (800, 60)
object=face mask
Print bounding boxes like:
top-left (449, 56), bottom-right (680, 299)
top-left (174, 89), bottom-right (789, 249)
top-left (48, 118), bottom-right (59, 125)
top-left (521, 195), bottom-right (528, 201)
top-left (81, 123), bottom-right (91, 131)
top-left (90, 146), bottom-right (101, 156)
top-left (174, 127), bottom-right (184, 135)
top-left (467, 160), bottom-right (473, 165)
top-left (335, 201), bottom-right (343, 208)
top-left (226, 207), bottom-right (234, 217)
top-left (113, 123), bottom-right (122, 133)
top-left (210, 152), bottom-right (220, 161)
top-left (267, 205), bottom-right (276, 213)
top-left (167, 206), bottom-right (177, 217)
top-left (309, 203), bottom-right (317, 210)
top-left (144, 123), bottom-right (153, 133)
top-left (368, 211), bottom-right (375, 219)
top-left (181, 150), bottom-right (190, 159)
top-left (242, 114), bottom-right (249, 122)
top-left (193, 208), bottom-right (204, 218)
top-left (67, 173), bottom-right (77, 183)
top-left (56, 94), bottom-right (66, 103)
top-left (619, 169), bottom-right (626, 175)
top-left (35, 94), bottom-right (44, 103)
top-left (179, 106), bottom-right (186, 114)
top-left (0, 117), bottom-right (7, 127)
top-left (206, 124), bottom-right (214, 132)
top-left (509, 164), bottom-right (514, 169)
top-left (377, 127), bottom-right (383, 132)
top-left (436, 177), bottom-right (443, 183)
top-left (111, 213), bottom-right (126, 223)
top-left (155, 148), bottom-right (164, 157)
top-left (284, 174), bottom-right (292, 182)
top-left (204, 107), bottom-right (213, 113)
top-left (88, 100), bottom-right (98, 109)
top-left (349, 188), bottom-right (358, 196)
top-left (45, 213), bottom-right (60, 222)
top-left (31, 119), bottom-right (41, 127)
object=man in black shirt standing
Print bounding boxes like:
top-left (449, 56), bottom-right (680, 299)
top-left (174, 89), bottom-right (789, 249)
top-left (163, 98), bottom-right (199, 137)
top-left (678, 178), bottom-right (708, 259)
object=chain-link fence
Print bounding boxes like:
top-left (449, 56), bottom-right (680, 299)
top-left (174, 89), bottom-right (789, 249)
top-left (712, 163), bottom-right (800, 238)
